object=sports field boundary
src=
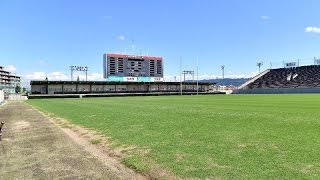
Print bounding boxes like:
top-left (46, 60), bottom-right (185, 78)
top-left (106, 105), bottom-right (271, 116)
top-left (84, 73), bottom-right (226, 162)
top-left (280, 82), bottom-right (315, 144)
top-left (28, 91), bottom-right (225, 99)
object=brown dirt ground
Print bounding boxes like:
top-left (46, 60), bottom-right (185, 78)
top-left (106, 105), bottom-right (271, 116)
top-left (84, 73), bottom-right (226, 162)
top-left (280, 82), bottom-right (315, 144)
top-left (0, 101), bottom-right (146, 180)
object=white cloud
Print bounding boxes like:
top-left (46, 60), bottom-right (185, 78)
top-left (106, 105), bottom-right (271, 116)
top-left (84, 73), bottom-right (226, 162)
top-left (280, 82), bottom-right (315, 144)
top-left (49, 72), bottom-right (69, 80)
top-left (25, 72), bottom-right (46, 80)
top-left (25, 71), bottom-right (257, 83)
top-left (164, 71), bottom-right (258, 82)
top-left (305, 26), bottom-right (320, 34)
top-left (4, 65), bottom-right (16, 72)
top-left (38, 60), bottom-right (47, 66)
top-left (24, 71), bottom-right (104, 81)
top-left (77, 73), bottom-right (104, 81)
top-left (117, 35), bottom-right (126, 41)
top-left (260, 16), bottom-right (270, 20)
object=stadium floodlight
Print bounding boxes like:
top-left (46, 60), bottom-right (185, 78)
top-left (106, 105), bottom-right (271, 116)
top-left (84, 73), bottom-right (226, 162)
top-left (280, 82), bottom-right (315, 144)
top-left (182, 71), bottom-right (195, 82)
top-left (257, 62), bottom-right (263, 73)
top-left (70, 65), bottom-right (89, 81)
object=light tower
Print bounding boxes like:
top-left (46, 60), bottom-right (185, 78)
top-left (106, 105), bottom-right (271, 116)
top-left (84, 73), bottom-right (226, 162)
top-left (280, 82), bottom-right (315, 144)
top-left (257, 62), bottom-right (263, 73)
top-left (221, 65), bottom-right (225, 79)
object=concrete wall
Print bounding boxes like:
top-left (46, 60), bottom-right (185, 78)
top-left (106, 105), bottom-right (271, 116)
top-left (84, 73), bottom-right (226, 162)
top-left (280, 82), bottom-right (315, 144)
top-left (234, 87), bottom-right (320, 94)
top-left (8, 94), bottom-right (28, 100)
top-left (0, 90), bottom-right (4, 103)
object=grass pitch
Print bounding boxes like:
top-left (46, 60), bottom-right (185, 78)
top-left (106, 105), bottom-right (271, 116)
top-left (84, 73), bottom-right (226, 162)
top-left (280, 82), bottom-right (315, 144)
top-left (27, 94), bottom-right (320, 179)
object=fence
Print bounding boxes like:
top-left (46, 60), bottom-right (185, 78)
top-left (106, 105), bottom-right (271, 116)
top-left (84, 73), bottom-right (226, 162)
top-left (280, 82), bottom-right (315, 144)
top-left (234, 88), bottom-right (320, 94)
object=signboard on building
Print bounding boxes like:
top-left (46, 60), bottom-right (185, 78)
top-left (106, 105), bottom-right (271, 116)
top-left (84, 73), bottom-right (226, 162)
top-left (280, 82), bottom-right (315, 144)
top-left (151, 77), bottom-right (164, 82)
top-left (124, 77), bottom-right (138, 82)
top-left (285, 62), bottom-right (297, 68)
top-left (107, 76), bottom-right (123, 82)
top-left (137, 77), bottom-right (152, 82)
top-left (107, 76), bottom-right (163, 82)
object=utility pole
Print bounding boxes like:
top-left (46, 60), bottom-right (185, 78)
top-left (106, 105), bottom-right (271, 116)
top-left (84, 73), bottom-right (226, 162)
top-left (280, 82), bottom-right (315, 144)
top-left (70, 65), bottom-right (73, 81)
top-left (257, 62), bottom-right (263, 73)
top-left (85, 66), bottom-right (88, 81)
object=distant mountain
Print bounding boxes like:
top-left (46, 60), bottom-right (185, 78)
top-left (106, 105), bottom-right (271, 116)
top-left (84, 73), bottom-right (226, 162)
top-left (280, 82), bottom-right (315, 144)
top-left (198, 78), bottom-right (250, 86)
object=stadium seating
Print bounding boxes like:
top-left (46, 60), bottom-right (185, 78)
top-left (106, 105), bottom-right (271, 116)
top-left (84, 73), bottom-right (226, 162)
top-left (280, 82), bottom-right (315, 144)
top-left (246, 65), bottom-right (320, 89)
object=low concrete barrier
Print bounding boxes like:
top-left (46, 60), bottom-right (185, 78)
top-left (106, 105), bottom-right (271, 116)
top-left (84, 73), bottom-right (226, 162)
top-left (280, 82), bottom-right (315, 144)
top-left (8, 94), bottom-right (28, 101)
top-left (0, 90), bottom-right (4, 104)
top-left (28, 92), bottom-right (225, 99)
top-left (234, 87), bottom-right (320, 94)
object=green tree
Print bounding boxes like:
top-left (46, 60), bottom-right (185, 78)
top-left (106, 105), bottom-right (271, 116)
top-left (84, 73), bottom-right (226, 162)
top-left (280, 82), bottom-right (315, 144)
top-left (15, 85), bottom-right (21, 93)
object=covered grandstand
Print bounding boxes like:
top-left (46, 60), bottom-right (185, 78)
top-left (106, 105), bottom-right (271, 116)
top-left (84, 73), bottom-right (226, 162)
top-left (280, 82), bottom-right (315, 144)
top-left (236, 65), bottom-right (320, 94)
top-left (29, 81), bottom-right (213, 98)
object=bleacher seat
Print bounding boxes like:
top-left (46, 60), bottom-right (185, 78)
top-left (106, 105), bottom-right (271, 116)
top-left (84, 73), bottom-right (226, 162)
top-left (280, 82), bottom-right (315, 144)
top-left (247, 65), bottom-right (320, 89)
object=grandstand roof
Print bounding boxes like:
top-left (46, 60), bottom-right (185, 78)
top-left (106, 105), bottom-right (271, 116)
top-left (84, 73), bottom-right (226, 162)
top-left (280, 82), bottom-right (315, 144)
top-left (30, 80), bottom-right (212, 86)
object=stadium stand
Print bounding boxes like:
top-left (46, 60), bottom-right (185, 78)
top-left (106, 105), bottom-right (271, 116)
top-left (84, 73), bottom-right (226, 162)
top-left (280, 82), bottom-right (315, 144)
top-left (244, 65), bottom-right (320, 89)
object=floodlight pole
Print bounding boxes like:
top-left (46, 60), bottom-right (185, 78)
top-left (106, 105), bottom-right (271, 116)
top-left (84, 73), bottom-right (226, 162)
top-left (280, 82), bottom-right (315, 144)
top-left (85, 66), bottom-right (88, 81)
top-left (70, 65), bottom-right (74, 81)
top-left (257, 62), bottom-right (263, 73)
top-left (182, 71), bottom-right (195, 82)
top-left (196, 56), bottom-right (199, 95)
top-left (180, 56), bottom-right (182, 96)
top-left (70, 65), bottom-right (89, 81)
top-left (221, 65), bottom-right (225, 79)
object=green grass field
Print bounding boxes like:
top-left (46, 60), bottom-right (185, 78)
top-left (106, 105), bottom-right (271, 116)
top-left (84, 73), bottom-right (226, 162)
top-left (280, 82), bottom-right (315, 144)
top-left (27, 94), bottom-right (320, 179)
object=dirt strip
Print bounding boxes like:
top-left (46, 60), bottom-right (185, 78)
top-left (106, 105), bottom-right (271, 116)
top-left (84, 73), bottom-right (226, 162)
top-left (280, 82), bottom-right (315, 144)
top-left (0, 101), bottom-right (146, 180)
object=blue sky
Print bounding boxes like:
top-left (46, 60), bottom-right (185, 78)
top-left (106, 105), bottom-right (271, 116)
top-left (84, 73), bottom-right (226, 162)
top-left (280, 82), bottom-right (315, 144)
top-left (1, 0), bottom-right (320, 84)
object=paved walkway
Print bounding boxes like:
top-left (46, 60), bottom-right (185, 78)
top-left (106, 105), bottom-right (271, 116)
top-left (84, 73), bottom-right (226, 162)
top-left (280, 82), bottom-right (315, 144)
top-left (0, 102), bottom-right (138, 180)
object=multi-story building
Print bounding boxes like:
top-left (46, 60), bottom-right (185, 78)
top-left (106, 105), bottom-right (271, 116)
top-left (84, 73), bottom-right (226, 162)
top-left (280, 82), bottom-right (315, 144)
top-left (103, 53), bottom-right (163, 82)
top-left (0, 66), bottom-right (21, 93)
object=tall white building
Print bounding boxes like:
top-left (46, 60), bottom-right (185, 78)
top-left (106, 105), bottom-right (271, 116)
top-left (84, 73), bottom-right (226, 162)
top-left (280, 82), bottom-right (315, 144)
top-left (0, 65), bottom-right (21, 93)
